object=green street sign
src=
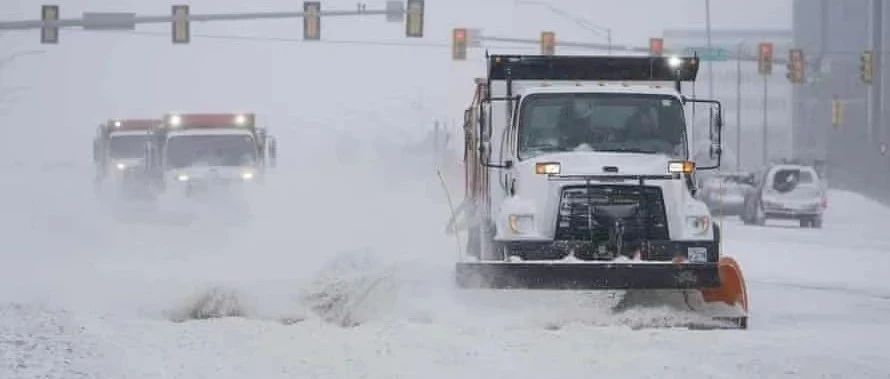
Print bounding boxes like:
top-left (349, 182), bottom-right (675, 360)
top-left (683, 47), bottom-right (729, 61)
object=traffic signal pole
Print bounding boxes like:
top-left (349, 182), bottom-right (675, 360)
top-left (869, 0), bottom-right (884, 149)
top-left (736, 43), bottom-right (743, 171)
top-left (762, 74), bottom-right (769, 166)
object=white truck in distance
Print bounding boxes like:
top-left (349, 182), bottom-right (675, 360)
top-left (93, 119), bottom-right (159, 197)
top-left (456, 55), bottom-right (748, 328)
top-left (147, 113), bottom-right (277, 197)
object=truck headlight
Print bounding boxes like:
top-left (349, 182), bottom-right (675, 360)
top-left (115, 162), bottom-right (127, 171)
top-left (241, 171), bottom-right (255, 180)
top-left (508, 214), bottom-right (535, 234)
top-left (686, 215), bottom-right (710, 235)
top-left (176, 174), bottom-right (190, 182)
top-left (668, 160), bottom-right (695, 174)
top-left (535, 162), bottom-right (560, 175)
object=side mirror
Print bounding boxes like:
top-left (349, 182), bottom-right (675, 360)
top-left (708, 106), bottom-right (723, 160)
top-left (463, 108), bottom-right (472, 128)
top-left (267, 137), bottom-right (278, 168)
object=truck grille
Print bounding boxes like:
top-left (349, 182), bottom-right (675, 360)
top-left (554, 185), bottom-right (669, 249)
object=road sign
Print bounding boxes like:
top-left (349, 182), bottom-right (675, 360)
top-left (171, 5), bottom-right (189, 44)
top-left (682, 46), bottom-right (728, 61)
top-left (385, 1), bottom-right (403, 23)
top-left (758, 42), bottom-right (774, 75)
top-left (41, 5), bottom-right (59, 44)
top-left (303, 2), bottom-right (320, 40)
top-left (82, 12), bottom-right (136, 30)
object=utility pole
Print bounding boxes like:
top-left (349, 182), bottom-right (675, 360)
top-left (736, 43), bottom-right (743, 171)
top-left (762, 74), bottom-right (769, 166)
top-left (705, 0), bottom-right (715, 99)
top-left (869, 0), bottom-right (883, 151)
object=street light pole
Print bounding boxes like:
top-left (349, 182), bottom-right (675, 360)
top-left (736, 42), bottom-right (743, 171)
top-left (705, 0), bottom-right (715, 99)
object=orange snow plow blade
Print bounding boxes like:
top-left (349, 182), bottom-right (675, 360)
top-left (700, 256), bottom-right (749, 328)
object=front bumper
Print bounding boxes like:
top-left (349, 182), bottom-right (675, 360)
top-left (455, 261), bottom-right (720, 290)
top-left (763, 204), bottom-right (822, 219)
top-left (501, 239), bottom-right (719, 262)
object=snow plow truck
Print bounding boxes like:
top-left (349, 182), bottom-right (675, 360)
top-left (145, 113), bottom-right (277, 197)
top-left (93, 118), bottom-right (160, 198)
top-left (455, 55), bottom-right (748, 328)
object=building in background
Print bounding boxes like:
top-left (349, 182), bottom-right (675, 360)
top-left (791, 0), bottom-right (888, 203)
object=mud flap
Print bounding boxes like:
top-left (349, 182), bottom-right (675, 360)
top-left (455, 262), bottom-right (721, 290)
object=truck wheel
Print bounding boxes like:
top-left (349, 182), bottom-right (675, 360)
top-left (754, 202), bottom-right (767, 226)
top-left (741, 204), bottom-right (753, 225)
top-left (812, 216), bottom-right (823, 229)
top-left (799, 218), bottom-right (811, 228)
top-left (466, 227), bottom-right (481, 260)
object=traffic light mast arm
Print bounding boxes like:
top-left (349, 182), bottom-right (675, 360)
top-left (0, 9), bottom-right (400, 31)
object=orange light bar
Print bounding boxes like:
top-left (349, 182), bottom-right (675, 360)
top-left (165, 113), bottom-right (255, 128)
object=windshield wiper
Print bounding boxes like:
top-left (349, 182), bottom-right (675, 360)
top-left (524, 145), bottom-right (564, 152)
top-left (595, 147), bottom-right (658, 154)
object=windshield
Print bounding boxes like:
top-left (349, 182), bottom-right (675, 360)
top-left (165, 134), bottom-right (257, 169)
top-left (518, 93), bottom-right (687, 159)
top-left (109, 135), bottom-right (149, 159)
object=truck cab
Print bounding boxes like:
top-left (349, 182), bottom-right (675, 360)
top-left (93, 119), bottom-right (159, 185)
top-left (459, 55), bottom-right (730, 289)
top-left (148, 113), bottom-right (277, 197)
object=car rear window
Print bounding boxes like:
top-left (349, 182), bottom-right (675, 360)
top-left (772, 169), bottom-right (816, 193)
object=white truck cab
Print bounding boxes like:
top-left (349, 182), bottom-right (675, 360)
top-left (458, 55), bottom-right (730, 290)
top-left (93, 119), bottom-right (159, 185)
top-left (148, 113), bottom-right (277, 197)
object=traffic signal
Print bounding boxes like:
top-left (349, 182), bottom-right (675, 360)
top-left (757, 42), bottom-right (773, 76)
top-left (41, 5), bottom-right (59, 44)
top-left (786, 48), bottom-right (805, 84)
top-left (405, 0), bottom-right (424, 38)
top-left (649, 38), bottom-right (664, 57)
top-left (541, 31), bottom-right (555, 56)
top-left (452, 28), bottom-right (467, 61)
top-left (831, 97), bottom-right (843, 128)
top-left (171, 5), bottom-right (189, 44)
top-left (861, 50), bottom-right (874, 84)
top-left (303, 2), bottom-right (321, 40)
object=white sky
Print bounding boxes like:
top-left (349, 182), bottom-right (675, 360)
top-left (0, 0), bottom-right (792, 163)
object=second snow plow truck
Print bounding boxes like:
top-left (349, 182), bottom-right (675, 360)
top-left (146, 113), bottom-right (277, 198)
top-left (456, 55), bottom-right (748, 328)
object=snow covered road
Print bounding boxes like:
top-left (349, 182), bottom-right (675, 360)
top-left (2, 161), bottom-right (890, 378)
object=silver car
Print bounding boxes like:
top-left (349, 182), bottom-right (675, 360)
top-left (742, 164), bottom-right (827, 228)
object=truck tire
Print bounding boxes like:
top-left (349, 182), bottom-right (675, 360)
top-left (466, 227), bottom-right (481, 259)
